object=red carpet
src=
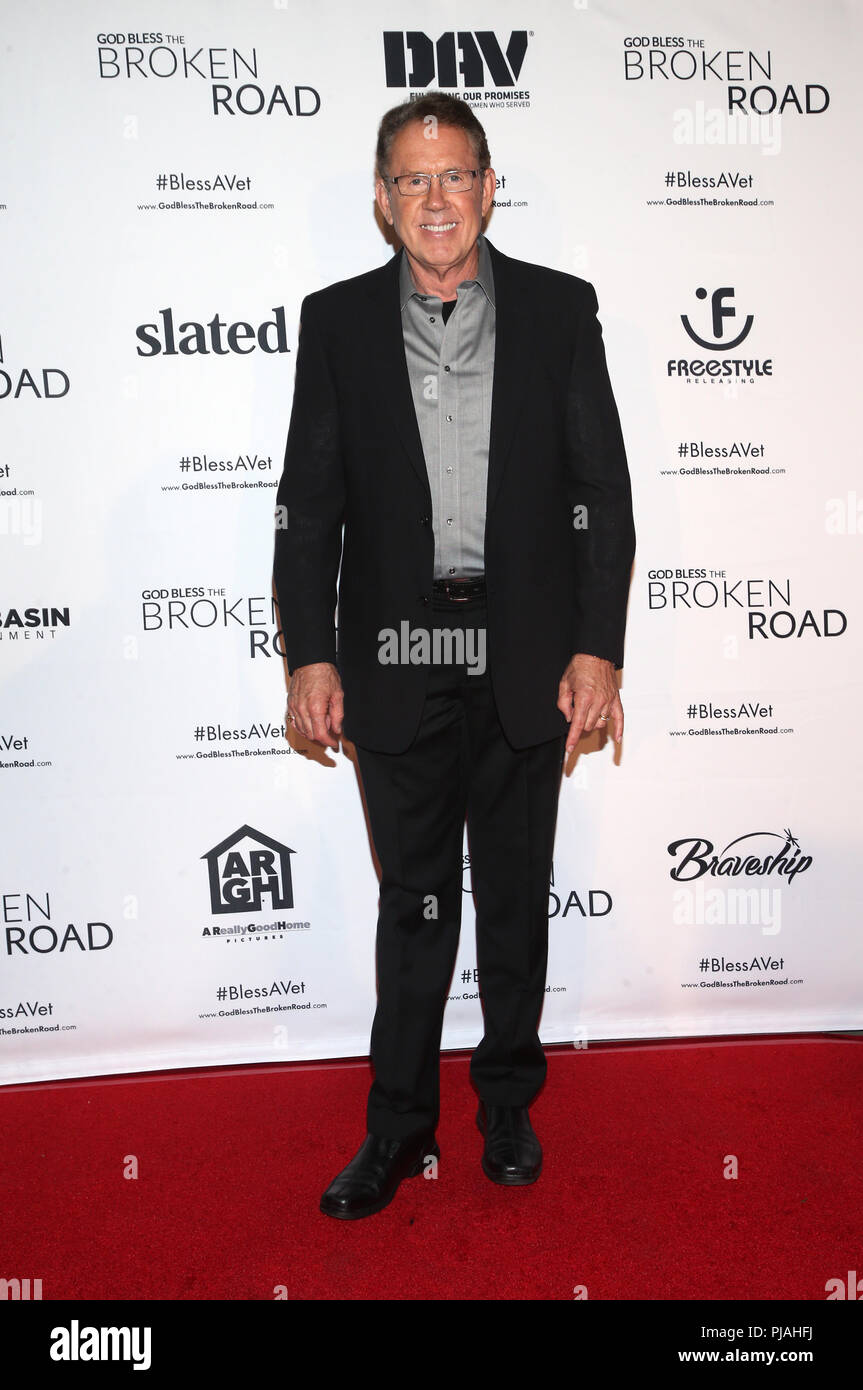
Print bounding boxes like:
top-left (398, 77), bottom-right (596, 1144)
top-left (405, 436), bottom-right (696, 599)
top-left (2, 1036), bottom-right (861, 1300)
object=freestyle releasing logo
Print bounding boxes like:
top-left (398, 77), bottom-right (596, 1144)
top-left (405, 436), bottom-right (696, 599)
top-left (681, 287), bottom-right (753, 350)
top-left (0, 331), bottom-right (70, 401)
top-left (203, 825), bottom-right (295, 914)
top-left (96, 34), bottom-right (320, 117)
top-left (670, 286), bottom-right (768, 379)
top-left (135, 307), bottom-right (289, 357)
top-left (383, 30), bottom-right (528, 88)
top-left (668, 829), bottom-right (812, 884)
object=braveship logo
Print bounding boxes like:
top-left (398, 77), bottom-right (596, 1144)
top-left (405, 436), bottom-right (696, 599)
top-left (668, 828), bottom-right (812, 884)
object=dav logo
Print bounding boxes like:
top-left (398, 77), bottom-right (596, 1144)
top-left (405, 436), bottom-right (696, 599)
top-left (202, 825), bottom-right (294, 914)
top-left (383, 30), bottom-right (528, 88)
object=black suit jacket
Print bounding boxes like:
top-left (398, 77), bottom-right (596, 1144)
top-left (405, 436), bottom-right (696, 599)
top-left (273, 236), bottom-right (635, 754)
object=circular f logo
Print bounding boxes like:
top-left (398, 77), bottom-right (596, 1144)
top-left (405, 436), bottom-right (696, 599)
top-left (681, 287), bottom-right (754, 350)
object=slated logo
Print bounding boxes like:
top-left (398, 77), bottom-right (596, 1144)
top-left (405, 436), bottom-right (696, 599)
top-left (135, 307), bottom-right (289, 356)
top-left (667, 828), bottom-right (812, 884)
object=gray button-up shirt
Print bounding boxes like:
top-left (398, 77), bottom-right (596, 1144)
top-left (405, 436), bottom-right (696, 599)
top-left (399, 233), bottom-right (495, 579)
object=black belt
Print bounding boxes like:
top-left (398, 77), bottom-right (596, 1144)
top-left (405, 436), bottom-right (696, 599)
top-left (431, 576), bottom-right (487, 603)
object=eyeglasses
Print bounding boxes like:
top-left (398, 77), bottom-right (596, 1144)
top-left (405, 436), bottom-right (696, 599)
top-left (386, 168), bottom-right (482, 196)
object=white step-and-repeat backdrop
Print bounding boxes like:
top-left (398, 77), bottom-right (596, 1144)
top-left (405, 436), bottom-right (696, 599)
top-left (2, 1), bottom-right (861, 1084)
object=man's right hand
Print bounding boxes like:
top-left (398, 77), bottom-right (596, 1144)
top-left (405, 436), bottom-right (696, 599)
top-left (287, 662), bottom-right (344, 749)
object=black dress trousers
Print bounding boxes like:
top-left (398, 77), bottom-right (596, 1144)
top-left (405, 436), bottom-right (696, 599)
top-left (354, 596), bottom-right (567, 1140)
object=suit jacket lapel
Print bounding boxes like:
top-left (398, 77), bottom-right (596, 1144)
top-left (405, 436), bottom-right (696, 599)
top-left (363, 236), bottom-right (538, 513)
top-left (364, 250), bottom-right (430, 498)
top-left (484, 237), bottom-right (536, 514)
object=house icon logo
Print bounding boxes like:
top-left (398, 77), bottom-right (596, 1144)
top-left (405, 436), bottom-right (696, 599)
top-left (202, 825), bottom-right (295, 915)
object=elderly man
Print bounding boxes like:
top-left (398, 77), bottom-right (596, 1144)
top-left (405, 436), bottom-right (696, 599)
top-left (273, 93), bottom-right (634, 1219)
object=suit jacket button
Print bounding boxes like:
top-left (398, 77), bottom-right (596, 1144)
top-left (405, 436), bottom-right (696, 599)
top-left (420, 516), bottom-right (430, 526)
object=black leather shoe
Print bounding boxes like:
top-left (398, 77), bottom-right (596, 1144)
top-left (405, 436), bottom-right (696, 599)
top-left (320, 1131), bottom-right (440, 1220)
top-left (476, 1103), bottom-right (542, 1185)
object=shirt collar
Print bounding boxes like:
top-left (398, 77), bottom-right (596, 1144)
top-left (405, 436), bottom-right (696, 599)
top-left (399, 233), bottom-right (495, 310)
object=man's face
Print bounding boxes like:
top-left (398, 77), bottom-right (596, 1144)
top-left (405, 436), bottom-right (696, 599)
top-left (375, 121), bottom-right (495, 274)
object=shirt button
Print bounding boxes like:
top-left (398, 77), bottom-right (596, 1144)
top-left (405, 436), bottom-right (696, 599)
top-left (446, 518), bottom-right (453, 526)
top-left (448, 567), bottom-right (456, 575)
top-left (446, 467), bottom-right (453, 474)
top-left (429, 316), bottom-right (436, 323)
top-left (444, 365), bottom-right (451, 372)
top-left (446, 414), bottom-right (453, 422)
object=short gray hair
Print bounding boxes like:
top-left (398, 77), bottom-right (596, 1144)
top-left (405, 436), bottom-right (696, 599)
top-left (375, 93), bottom-right (491, 180)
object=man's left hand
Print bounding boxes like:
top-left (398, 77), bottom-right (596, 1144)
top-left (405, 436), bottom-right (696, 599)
top-left (558, 653), bottom-right (623, 751)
